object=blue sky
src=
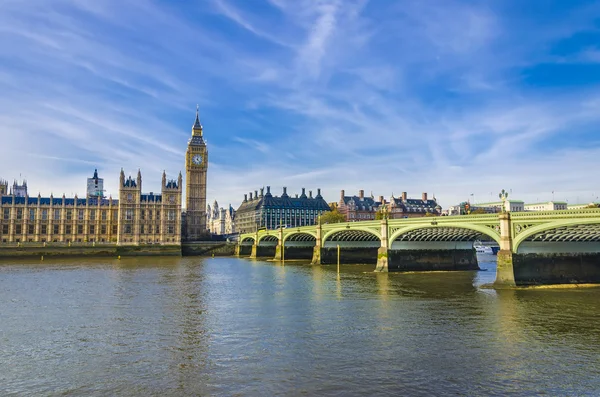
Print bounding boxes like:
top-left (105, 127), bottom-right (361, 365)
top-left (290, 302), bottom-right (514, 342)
top-left (1, 0), bottom-right (600, 209)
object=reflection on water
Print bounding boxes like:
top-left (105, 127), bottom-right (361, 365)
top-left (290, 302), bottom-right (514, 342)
top-left (1, 254), bottom-right (599, 396)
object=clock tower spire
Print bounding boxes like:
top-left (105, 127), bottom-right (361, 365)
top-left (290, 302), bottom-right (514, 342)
top-left (185, 106), bottom-right (208, 240)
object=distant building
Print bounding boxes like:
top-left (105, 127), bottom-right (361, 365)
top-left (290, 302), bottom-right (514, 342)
top-left (338, 190), bottom-right (441, 221)
top-left (87, 169), bottom-right (105, 198)
top-left (0, 169), bottom-right (182, 245)
top-left (568, 202), bottom-right (600, 210)
top-left (524, 201), bottom-right (567, 211)
top-left (235, 186), bottom-right (329, 234)
top-left (207, 200), bottom-right (236, 235)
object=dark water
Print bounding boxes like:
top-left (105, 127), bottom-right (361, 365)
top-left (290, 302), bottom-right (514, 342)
top-left (1, 254), bottom-right (600, 396)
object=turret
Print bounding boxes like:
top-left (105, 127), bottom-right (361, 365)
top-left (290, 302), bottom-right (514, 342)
top-left (177, 171), bottom-right (182, 189)
top-left (120, 168), bottom-right (125, 186)
top-left (137, 169), bottom-right (142, 190)
top-left (162, 170), bottom-right (167, 187)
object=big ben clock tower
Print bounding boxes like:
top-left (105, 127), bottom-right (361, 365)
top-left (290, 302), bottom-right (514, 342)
top-left (185, 106), bottom-right (208, 240)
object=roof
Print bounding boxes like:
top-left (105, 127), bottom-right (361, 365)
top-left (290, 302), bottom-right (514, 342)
top-left (236, 192), bottom-right (330, 215)
top-left (141, 193), bottom-right (162, 203)
top-left (1, 195), bottom-right (118, 206)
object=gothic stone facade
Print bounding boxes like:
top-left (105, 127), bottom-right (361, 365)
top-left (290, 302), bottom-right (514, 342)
top-left (0, 170), bottom-right (182, 245)
top-left (207, 200), bottom-right (236, 235)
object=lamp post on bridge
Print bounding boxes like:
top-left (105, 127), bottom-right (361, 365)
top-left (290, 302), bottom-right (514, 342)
top-left (499, 189), bottom-right (509, 213)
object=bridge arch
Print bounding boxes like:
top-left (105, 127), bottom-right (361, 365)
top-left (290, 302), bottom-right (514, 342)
top-left (323, 228), bottom-right (381, 243)
top-left (513, 218), bottom-right (600, 252)
top-left (240, 236), bottom-right (255, 245)
top-left (389, 224), bottom-right (501, 245)
top-left (257, 234), bottom-right (279, 244)
top-left (283, 232), bottom-right (317, 243)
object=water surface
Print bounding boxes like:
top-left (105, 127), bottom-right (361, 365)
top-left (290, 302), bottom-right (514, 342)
top-left (1, 254), bottom-right (599, 396)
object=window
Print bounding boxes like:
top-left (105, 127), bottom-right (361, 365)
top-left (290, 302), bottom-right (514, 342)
top-left (2, 225), bottom-right (8, 234)
top-left (66, 225), bottom-right (72, 234)
top-left (156, 225), bottom-right (160, 233)
top-left (140, 225), bottom-right (145, 234)
top-left (141, 210), bottom-right (145, 220)
top-left (149, 211), bottom-right (153, 220)
top-left (78, 210), bottom-right (84, 220)
top-left (156, 210), bottom-right (160, 219)
top-left (112, 225), bottom-right (118, 234)
top-left (41, 225), bottom-right (47, 234)
top-left (89, 225), bottom-right (95, 235)
top-left (168, 225), bottom-right (174, 234)
top-left (29, 209), bottom-right (35, 221)
top-left (101, 210), bottom-right (107, 221)
top-left (42, 209), bottom-right (48, 220)
top-left (28, 224), bottom-right (35, 234)
top-left (126, 209), bottom-right (134, 220)
top-left (90, 210), bottom-right (96, 221)
top-left (17, 209), bottom-right (23, 220)
top-left (54, 209), bottom-right (61, 220)
top-left (3, 208), bottom-right (9, 220)
top-left (168, 210), bottom-right (175, 221)
top-left (77, 225), bottom-right (83, 234)
top-left (101, 225), bottom-right (106, 234)
top-left (15, 225), bottom-right (22, 234)
top-left (53, 225), bottom-right (59, 234)
top-left (124, 225), bottom-right (132, 234)
top-left (113, 210), bottom-right (118, 220)
top-left (66, 210), bottom-right (72, 220)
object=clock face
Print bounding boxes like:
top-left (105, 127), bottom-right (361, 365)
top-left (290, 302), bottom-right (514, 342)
top-left (192, 154), bottom-right (203, 165)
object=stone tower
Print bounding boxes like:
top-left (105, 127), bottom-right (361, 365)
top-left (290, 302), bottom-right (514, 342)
top-left (185, 106), bottom-right (208, 240)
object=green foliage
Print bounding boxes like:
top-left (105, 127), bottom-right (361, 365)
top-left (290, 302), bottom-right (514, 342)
top-left (375, 209), bottom-right (385, 220)
top-left (319, 210), bottom-right (346, 224)
top-left (424, 212), bottom-right (436, 217)
top-left (470, 208), bottom-right (488, 215)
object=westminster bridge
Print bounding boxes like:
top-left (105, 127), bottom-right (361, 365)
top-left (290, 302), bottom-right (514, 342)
top-left (237, 209), bottom-right (600, 287)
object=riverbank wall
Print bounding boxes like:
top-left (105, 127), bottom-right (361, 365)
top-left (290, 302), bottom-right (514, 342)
top-left (0, 244), bottom-right (182, 259)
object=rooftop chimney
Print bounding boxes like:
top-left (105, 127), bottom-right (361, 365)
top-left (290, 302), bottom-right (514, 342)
top-left (317, 188), bottom-right (322, 198)
top-left (422, 192), bottom-right (428, 202)
top-left (282, 187), bottom-right (288, 197)
top-left (402, 192), bottom-right (407, 201)
top-left (378, 195), bottom-right (384, 203)
top-left (255, 190), bottom-right (258, 199)
top-left (309, 190), bottom-right (313, 198)
top-left (244, 194), bottom-right (247, 202)
top-left (301, 187), bottom-right (306, 198)
top-left (249, 192), bottom-right (253, 200)
top-left (260, 187), bottom-right (264, 197)
top-left (266, 186), bottom-right (271, 194)
top-left (359, 190), bottom-right (364, 200)
top-left (340, 189), bottom-right (345, 201)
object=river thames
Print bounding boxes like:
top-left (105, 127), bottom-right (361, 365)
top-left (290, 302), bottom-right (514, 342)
top-left (1, 255), bottom-right (599, 396)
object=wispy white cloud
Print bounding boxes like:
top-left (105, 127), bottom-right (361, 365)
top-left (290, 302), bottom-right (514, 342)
top-left (0, 0), bottom-right (599, 211)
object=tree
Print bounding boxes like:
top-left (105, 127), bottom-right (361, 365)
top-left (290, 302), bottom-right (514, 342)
top-left (319, 210), bottom-right (346, 224)
top-left (586, 203), bottom-right (599, 208)
top-left (470, 208), bottom-right (488, 215)
top-left (424, 211), bottom-right (436, 217)
top-left (375, 209), bottom-right (385, 220)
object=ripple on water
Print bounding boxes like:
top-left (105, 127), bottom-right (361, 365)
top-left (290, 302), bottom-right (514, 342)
top-left (0, 256), bottom-right (599, 396)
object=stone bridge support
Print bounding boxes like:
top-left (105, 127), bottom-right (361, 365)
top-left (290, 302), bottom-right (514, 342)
top-left (311, 222), bottom-right (322, 265)
top-left (494, 213), bottom-right (516, 288)
top-left (273, 228), bottom-right (284, 261)
top-left (375, 219), bottom-right (389, 272)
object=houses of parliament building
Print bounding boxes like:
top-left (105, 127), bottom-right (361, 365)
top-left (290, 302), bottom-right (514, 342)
top-left (0, 110), bottom-right (208, 245)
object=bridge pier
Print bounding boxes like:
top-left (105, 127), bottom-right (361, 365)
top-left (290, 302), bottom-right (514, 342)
top-left (494, 213), bottom-right (516, 288)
